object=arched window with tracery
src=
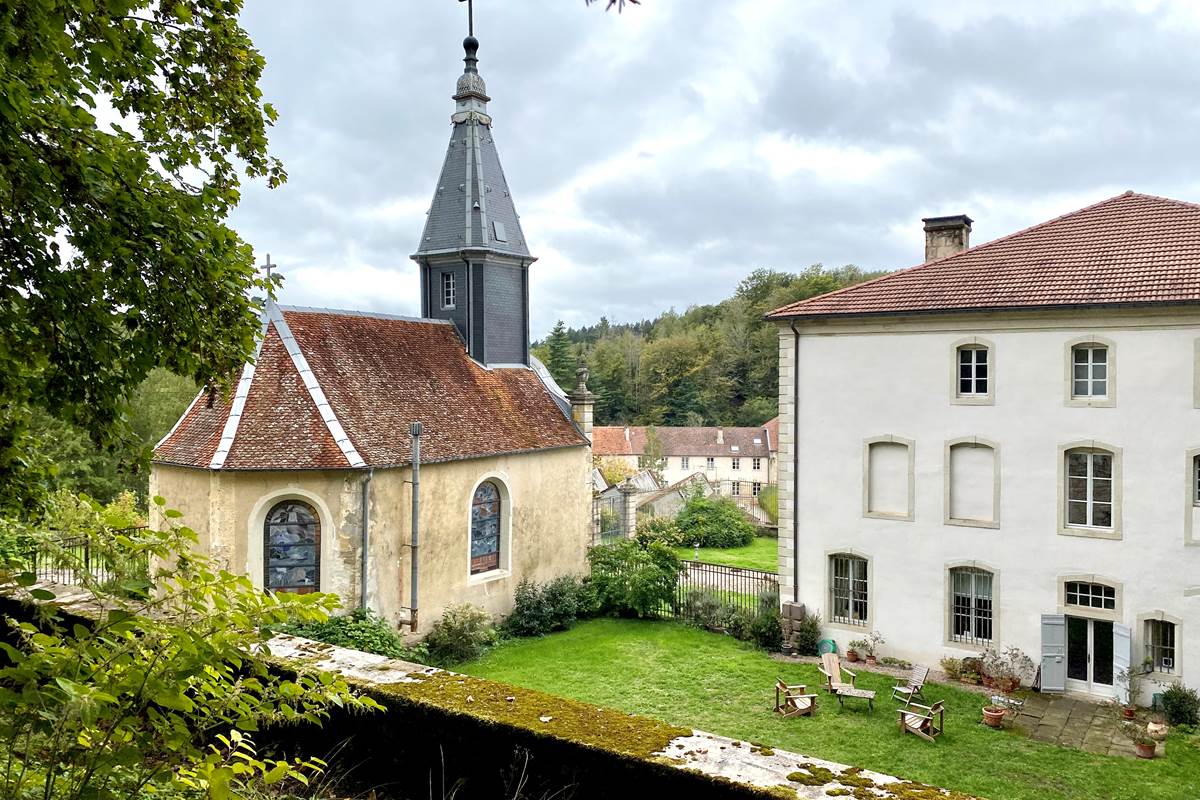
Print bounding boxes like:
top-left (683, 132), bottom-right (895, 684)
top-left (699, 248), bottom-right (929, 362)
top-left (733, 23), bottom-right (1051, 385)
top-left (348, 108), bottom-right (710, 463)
top-left (265, 500), bottom-right (320, 593)
top-left (471, 481), bottom-right (501, 575)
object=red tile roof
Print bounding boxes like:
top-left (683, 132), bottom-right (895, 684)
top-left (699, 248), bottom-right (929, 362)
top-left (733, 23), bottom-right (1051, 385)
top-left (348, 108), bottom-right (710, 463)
top-left (155, 306), bottom-right (586, 470)
top-left (592, 424), bottom-right (776, 458)
top-left (768, 192), bottom-right (1200, 320)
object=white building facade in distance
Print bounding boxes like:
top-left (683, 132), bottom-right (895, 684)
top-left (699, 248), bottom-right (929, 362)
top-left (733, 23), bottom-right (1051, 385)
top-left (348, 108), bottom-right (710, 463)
top-left (769, 192), bottom-right (1200, 703)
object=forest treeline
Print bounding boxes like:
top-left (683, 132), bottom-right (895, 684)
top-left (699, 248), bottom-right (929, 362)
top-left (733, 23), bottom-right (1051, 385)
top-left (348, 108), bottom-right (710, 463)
top-left (533, 265), bottom-right (885, 427)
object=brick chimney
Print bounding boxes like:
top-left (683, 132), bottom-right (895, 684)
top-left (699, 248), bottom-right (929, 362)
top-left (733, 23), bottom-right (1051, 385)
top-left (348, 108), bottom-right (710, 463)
top-left (922, 214), bottom-right (973, 262)
top-left (716, 429), bottom-right (724, 445)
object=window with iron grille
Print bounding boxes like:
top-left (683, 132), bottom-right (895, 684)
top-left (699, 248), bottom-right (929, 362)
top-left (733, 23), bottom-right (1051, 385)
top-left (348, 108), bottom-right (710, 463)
top-left (1065, 580), bottom-right (1115, 610)
top-left (1066, 450), bottom-right (1113, 528)
top-left (732, 457), bottom-right (740, 470)
top-left (1145, 619), bottom-right (1176, 674)
top-left (441, 271), bottom-right (456, 309)
top-left (829, 554), bottom-right (868, 626)
top-left (265, 501), bottom-right (320, 594)
top-left (470, 481), bottom-right (501, 575)
top-left (731, 481), bottom-right (741, 497)
top-left (949, 567), bottom-right (993, 644)
top-left (1072, 345), bottom-right (1108, 398)
top-left (751, 482), bottom-right (762, 497)
top-left (957, 346), bottom-right (988, 396)
top-left (752, 457), bottom-right (762, 471)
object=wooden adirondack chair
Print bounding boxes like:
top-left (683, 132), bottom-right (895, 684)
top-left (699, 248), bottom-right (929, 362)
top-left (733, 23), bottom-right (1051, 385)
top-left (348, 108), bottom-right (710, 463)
top-left (774, 678), bottom-right (818, 717)
top-left (891, 664), bottom-right (930, 705)
top-left (818, 652), bottom-right (856, 693)
top-left (898, 701), bottom-right (945, 742)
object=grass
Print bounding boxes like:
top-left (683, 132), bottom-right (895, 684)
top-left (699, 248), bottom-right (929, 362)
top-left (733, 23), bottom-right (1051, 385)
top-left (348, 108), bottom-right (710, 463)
top-left (460, 619), bottom-right (1200, 800)
top-left (673, 535), bottom-right (778, 572)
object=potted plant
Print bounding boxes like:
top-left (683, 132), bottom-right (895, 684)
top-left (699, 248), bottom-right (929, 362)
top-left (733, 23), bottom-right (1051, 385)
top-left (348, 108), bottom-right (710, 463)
top-left (980, 646), bottom-right (1034, 728)
top-left (846, 639), bottom-right (865, 662)
top-left (1122, 721), bottom-right (1157, 759)
top-left (1147, 712), bottom-right (1169, 742)
top-left (862, 630), bottom-right (885, 666)
top-left (1116, 664), bottom-right (1146, 719)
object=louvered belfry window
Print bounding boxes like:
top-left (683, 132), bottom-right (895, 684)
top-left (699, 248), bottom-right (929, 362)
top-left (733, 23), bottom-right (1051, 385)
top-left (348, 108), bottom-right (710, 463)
top-left (265, 501), bottom-right (320, 594)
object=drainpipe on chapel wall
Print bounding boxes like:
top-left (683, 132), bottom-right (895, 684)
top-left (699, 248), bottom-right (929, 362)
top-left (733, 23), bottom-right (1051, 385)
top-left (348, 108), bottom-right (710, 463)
top-left (360, 468), bottom-right (373, 611)
top-left (408, 421), bottom-right (422, 633)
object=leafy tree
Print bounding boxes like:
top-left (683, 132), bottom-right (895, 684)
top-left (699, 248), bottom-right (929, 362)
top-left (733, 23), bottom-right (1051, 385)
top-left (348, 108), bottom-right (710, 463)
top-left (639, 426), bottom-right (667, 479)
top-left (0, 1), bottom-right (282, 513)
top-left (0, 494), bottom-right (379, 799)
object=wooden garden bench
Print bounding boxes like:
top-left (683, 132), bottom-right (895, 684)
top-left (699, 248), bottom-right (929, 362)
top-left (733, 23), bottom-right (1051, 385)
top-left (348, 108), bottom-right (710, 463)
top-left (774, 678), bottom-right (818, 717)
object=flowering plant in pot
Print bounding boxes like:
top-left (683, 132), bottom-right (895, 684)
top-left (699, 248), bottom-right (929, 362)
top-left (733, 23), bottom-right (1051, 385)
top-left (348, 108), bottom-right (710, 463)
top-left (846, 638), bottom-right (866, 663)
top-left (1121, 721), bottom-right (1157, 759)
top-left (862, 630), bottom-right (885, 666)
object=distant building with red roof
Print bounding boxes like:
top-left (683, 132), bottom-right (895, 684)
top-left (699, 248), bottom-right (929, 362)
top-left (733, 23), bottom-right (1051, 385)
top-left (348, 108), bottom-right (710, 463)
top-left (151, 34), bottom-right (593, 634)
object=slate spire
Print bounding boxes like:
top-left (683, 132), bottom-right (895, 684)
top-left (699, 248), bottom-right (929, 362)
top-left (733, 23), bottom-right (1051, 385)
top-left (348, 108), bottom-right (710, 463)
top-left (412, 31), bottom-right (534, 366)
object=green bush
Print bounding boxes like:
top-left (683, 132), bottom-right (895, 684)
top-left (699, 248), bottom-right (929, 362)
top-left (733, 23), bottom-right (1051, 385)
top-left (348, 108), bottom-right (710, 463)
top-left (502, 576), bottom-right (582, 637)
top-left (587, 539), bottom-right (682, 618)
top-left (275, 608), bottom-right (426, 662)
top-left (424, 604), bottom-right (499, 665)
top-left (682, 589), bottom-right (725, 631)
top-left (794, 611), bottom-right (821, 656)
top-left (749, 587), bottom-right (783, 651)
top-left (1162, 684), bottom-right (1200, 726)
top-left (675, 494), bottom-right (755, 548)
top-left (756, 484), bottom-right (779, 525)
top-left (635, 516), bottom-right (686, 548)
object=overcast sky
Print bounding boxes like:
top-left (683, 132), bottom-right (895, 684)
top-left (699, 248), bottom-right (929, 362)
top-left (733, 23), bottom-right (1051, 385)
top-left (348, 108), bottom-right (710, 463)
top-left (230, 0), bottom-right (1200, 339)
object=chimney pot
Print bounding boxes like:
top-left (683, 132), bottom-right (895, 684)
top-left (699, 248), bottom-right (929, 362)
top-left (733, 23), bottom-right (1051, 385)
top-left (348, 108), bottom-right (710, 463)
top-left (922, 214), bottom-right (973, 262)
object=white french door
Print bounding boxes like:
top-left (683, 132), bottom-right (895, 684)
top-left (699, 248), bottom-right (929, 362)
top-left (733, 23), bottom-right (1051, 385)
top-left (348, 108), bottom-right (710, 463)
top-left (1065, 616), bottom-right (1121, 699)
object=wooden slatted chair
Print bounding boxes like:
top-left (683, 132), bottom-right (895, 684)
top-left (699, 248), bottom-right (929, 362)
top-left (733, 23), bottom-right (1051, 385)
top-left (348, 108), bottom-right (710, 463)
top-left (891, 664), bottom-right (931, 705)
top-left (818, 652), bottom-right (857, 694)
top-left (774, 678), bottom-right (818, 718)
top-left (898, 701), bottom-right (945, 742)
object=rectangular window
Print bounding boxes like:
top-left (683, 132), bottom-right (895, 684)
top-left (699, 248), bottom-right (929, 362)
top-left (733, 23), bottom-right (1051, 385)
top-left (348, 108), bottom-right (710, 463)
top-left (1194, 455), bottom-right (1200, 505)
top-left (706, 457), bottom-right (715, 470)
top-left (1066, 451), bottom-right (1113, 528)
top-left (1065, 580), bottom-right (1116, 610)
top-left (751, 481), bottom-right (762, 497)
top-left (752, 457), bottom-right (762, 471)
top-left (1072, 345), bottom-right (1108, 398)
top-left (680, 456), bottom-right (689, 470)
top-left (830, 554), bottom-right (868, 626)
top-left (731, 457), bottom-right (740, 471)
top-left (441, 271), bottom-right (456, 309)
top-left (1146, 620), bottom-right (1176, 674)
top-left (958, 346), bottom-right (988, 396)
top-left (950, 568), bottom-right (993, 644)
top-left (731, 481), bottom-right (741, 497)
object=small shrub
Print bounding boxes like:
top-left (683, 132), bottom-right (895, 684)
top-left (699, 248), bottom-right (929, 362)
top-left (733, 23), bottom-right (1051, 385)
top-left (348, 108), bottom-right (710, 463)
top-left (756, 484), bottom-right (779, 525)
top-left (1163, 685), bottom-right (1200, 726)
top-left (880, 656), bottom-right (912, 669)
top-left (749, 588), bottom-right (783, 651)
top-left (682, 589), bottom-right (725, 631)
top-left (503, 576), bottom-right (583, 637)
top-left (635, 516), bottom-right (686, 548)
top-left (587, 539), bottom-right (682, 618)
top-left (724, 605), bottom-right (756, 641)
top-left (960, 656), bottom-right (984, 684)
top-left (940, 657), bottom-right (964, 682)
top-left (424, 604), bottom-right (498, 665)
top-left (794, 611), bottom-right (821, 657)
top-left (542, 575), bottom-right (581, 629)
top-left (675, 494), bottom-right (756, 548)
top-left (275, 608), bottom-right (419, 660)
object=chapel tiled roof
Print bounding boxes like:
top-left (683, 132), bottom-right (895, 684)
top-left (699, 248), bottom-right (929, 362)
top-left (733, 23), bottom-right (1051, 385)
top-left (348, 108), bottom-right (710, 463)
top-left (154, 305), bottom-right (586, 471)
top-left (767, 192), bottom-right (1200, 320)
top-left (592, 423), bottom-right (777, 459)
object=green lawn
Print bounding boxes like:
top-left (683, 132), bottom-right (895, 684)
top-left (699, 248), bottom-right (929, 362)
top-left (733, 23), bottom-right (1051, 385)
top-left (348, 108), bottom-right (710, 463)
top-left (674, 535), bottom-right (778, 572)
top-left (461, 619), bottom-right (1199, 800)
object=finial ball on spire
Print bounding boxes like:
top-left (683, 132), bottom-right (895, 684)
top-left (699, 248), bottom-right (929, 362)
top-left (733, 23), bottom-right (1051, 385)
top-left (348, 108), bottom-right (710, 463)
top-left (464, 35), bottom-right (479, 55)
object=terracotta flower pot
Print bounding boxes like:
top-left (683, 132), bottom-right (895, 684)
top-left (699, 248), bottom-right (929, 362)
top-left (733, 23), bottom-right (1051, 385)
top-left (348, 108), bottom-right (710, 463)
top-left (1135, 742), bottom-right (1156, 759)
top-left (865, 655), bottom-right (878, 666)
top-left (846, 650), bottom-right (859, 663)
top-left (1122, 706), bottom-right (1137, 720)
top-left (982, 706), bottom-right (1006, 728)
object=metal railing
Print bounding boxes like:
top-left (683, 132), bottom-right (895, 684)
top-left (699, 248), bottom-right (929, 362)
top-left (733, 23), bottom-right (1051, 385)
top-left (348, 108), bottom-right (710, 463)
top-left (592, 495), bottom-right (623, 545)
top-left (26, 527), bottom-right (150, 587)
top-left (677, 560), bottom-right (778, 621)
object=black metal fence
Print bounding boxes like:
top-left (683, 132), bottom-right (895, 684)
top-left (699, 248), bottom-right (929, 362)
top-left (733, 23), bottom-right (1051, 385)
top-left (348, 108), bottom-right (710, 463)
top-left (26, 527), bottom-right (150, 587)
top-left (675, 560), bottom-right (779, 622)
top-left (592, 495), bottom-right (622, 545)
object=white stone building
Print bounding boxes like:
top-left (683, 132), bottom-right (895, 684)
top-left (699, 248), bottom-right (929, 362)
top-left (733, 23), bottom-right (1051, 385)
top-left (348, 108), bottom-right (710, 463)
top-left (770, 192), bottom-right (1200, 702)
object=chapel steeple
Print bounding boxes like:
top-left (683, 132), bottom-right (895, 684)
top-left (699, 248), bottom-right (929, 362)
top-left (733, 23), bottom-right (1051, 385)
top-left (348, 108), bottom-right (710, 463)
top-left (412, 25), bottom-right (534, 366)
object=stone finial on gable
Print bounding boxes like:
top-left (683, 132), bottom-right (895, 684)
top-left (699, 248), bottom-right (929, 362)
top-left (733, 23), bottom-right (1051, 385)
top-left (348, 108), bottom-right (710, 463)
top-left (568, 366), bottom-right (596, 444)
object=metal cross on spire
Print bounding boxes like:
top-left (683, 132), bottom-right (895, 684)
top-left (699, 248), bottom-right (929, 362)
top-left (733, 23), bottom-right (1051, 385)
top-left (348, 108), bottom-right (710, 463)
top-left (458, 0), bottom-right (474, 37)
top-left (259, 253), bottom-right (277, 281)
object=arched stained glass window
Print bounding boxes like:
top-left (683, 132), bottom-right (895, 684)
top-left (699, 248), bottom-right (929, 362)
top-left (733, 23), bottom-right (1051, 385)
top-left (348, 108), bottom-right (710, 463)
top-left (265, 500), bottom-right (320, 593)
top-left (471, 481), bottom-right (501, 575)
